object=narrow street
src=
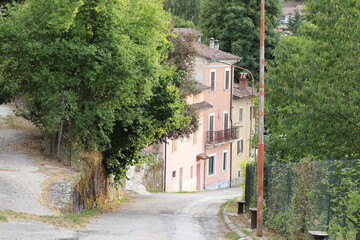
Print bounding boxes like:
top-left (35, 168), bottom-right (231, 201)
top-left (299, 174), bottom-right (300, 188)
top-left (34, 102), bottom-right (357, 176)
top-left (0, 188), bottom-right (240, 240)
top-left (78, 188), bottom-right (241, 240)
top-left (1, 102), bottom-right (241, 240)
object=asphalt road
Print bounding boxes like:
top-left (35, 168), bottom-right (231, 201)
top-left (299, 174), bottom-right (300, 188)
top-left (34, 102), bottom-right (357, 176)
top-left (0, 104), bottom-right (241, 239)
top-left (78, 188), bottom-right (241, 240)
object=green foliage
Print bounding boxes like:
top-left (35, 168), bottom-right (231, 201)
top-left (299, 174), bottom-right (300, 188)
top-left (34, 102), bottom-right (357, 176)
top-left (267, 0), bottom-right (360, 160)
top-left (199, 0), bottom-right (281, 79)
top-left (286, 10), bottom-right (303, 35)
top-left (164, 0), bottom-right (201, 26)
top-left (172, 16), bottom-right (197, 29)
top-left (328, 160), bottom-right (359, 239)
top-left (247, 159), bottom-right (360, 239)
top-left (0, 0), bottom-right (192, 183)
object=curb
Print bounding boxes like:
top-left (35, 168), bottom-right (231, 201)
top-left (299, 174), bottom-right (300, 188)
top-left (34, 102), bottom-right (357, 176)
top-left (222, 200), bottom-right (253, 240)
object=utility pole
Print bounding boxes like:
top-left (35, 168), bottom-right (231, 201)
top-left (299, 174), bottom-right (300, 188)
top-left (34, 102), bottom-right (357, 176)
top-left (257, 0), bottom-right (265, 237)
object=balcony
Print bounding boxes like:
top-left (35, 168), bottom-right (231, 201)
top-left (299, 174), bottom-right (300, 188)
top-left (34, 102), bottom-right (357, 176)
top-left (206, 127), bottom-right (239, 145)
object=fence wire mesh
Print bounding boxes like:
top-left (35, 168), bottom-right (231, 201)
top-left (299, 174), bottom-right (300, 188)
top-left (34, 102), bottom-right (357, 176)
top-left (245, 159), bottom-right (359, 239)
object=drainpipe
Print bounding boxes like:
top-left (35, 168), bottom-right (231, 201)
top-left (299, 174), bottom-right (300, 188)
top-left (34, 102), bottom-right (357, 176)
top-left (203, 157), bottom-right (206, 190)
top-left (163, 140), bottom-right (167, 192)
top-left (229, 65), bottom-right (234, 188)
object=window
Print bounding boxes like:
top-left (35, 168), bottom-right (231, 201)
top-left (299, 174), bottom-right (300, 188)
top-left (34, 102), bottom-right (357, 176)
top-left (208, 114), bottom-right (215, 142)
top-left (223, 111), bottom-right (229, 130)
top-left (191, 166), bottom-right (193, 178)
top-left (238, 170), bottom-right (241, 177)
top-left (222, 151), bottom-right (228, 171)
top-left (239, 107), bottom-right (243, 122)
top-left (250, 106), bottom-right (257, 120)
top-left (224, 69), bottom-right (230, 90)
top-left (210, 70), bottom-right (216, 91)
top-left (172, 140), bottom-right (177, 152)
top-left (237, 139), bottom-right (244, 154)
top-left (208, 155), bottom-right (215, 175)
top-left (172, 171), bottom-right (176, 178)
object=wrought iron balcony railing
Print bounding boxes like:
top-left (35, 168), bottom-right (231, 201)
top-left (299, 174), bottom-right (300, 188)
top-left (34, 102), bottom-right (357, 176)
top-left (206, 127), bottom-right (239, 145)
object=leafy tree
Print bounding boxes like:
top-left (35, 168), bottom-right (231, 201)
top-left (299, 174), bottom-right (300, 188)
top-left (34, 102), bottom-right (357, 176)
top-left (266, 0), bottom-right (360, 160)
top-left (164, 0), bottom-right (201, 26)
top-left (0, 0), bottom-right (191, 182)
top-left (199, 0), bottom-right (281, 79)
top-left (286, 10), bottom-right (303, 35)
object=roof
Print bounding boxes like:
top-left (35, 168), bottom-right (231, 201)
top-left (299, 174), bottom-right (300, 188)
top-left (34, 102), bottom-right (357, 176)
top-left (233, 83), bottom-right (257, 99)
top-left (172, 28), bottom-right (241, 61)
top-left (173, 28), bottom-right (202, 36)
top-left (196, 82), bottom-right (211, 91)
top-left (191, 101), bottom-right (213, 112)
top-left (194, 42), bottom-right (241, 61)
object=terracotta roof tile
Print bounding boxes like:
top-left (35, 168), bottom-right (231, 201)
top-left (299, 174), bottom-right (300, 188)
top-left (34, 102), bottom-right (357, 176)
top-left (233, 83), bottom-right (257, 99)
top-left (194, 42), bottom-right (241, 61)
top-left (197, 82), bottom-right (211, 90)
top-left (191, 101), bottom-right (213, 112)
top-left (173, 28), bottom-right (241, 61)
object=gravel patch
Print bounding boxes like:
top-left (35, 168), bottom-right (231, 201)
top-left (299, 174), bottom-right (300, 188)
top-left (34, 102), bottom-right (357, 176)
top-left (0, 105), bottom-right (55, 216)
top-left (0, 171), bottom-right (53, 215)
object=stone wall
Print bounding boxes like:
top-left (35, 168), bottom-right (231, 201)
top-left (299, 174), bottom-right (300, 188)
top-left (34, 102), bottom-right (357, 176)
top-left (72, 157), bottom-right (125, 213)
top-left (142, 161), bottom-right (163, 192)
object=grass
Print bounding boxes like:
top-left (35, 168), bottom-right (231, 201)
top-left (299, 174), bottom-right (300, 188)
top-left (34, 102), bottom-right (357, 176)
top-left (218, 199), bottom-right (231, 216)
top-left (0, 114), bottom-right (38, 134)
top-left (224, 232), bottom-right (239, 240)
top-left (224, 198), bottom-right (287, 240)
top-left (176, 191), bottom-right (198, 193)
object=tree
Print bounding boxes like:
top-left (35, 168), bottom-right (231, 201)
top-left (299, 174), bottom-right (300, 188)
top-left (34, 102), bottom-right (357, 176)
top-left (286, 10), bottom-right (303, 35)
top-left (0, 0), bottom-right (192, 183)
top-left (164, 0), bottom-right (201, 26)
top-left (199, 0), bottom-right (281, 80)
top-left (266, 0), bottom-right (360, 160)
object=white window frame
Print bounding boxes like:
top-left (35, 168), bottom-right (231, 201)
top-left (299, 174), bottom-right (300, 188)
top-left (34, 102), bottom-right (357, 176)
top-left (239, 107), bottom-right (243, 122)
top-left (222, 150), bottom-right (228, 172)
top-left (224, 68), bottom-right (231, 90)
top-left (208, 113), bottom-right (215, 143)
top-left (210, 69), bottom-right (216, 92)
top-left (208, 154), bottom-right (216, 176)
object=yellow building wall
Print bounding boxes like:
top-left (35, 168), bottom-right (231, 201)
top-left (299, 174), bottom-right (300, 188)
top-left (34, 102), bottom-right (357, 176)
top-left (231, 97), bottom-right (256, 187)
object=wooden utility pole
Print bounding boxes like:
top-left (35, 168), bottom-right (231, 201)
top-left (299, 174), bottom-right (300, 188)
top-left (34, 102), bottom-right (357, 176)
top-left (257, 0), bottom-right (265, 237)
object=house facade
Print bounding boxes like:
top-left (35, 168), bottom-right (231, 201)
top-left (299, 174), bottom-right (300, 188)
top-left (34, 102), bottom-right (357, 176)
top-left (161, 28), bottom-right (241, 192)
top-left (231, 74), bottom-right (257, 186)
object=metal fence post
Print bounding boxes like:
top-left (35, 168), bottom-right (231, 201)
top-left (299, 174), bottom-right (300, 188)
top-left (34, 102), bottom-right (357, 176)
top-left (326, 155), bottom-right (334, 232)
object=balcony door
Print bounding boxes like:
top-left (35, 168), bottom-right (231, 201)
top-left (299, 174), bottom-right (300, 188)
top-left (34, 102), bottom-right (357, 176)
top-left (209, 114), bottom-right (215, 142)
top-left (223, 111), bottom-right (229, 139)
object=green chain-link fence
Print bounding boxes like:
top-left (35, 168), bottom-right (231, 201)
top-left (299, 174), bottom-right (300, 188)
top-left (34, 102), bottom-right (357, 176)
top-left (245, 159), bottom-right (359, 240)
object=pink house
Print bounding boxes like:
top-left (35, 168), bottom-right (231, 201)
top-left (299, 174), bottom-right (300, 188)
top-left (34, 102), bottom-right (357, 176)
top-left (154, 28), bottom-right (241, 192)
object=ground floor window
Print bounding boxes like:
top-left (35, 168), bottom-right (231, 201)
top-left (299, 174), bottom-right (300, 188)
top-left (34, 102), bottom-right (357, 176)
top-left (222, 151), bottom-right (228, 171)
top-left (208, 155), bottom-right (215, 175)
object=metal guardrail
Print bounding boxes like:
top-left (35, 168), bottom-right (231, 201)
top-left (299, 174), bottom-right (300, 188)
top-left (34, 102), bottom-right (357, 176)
top-left (206, 127), bottom-right (239, 144)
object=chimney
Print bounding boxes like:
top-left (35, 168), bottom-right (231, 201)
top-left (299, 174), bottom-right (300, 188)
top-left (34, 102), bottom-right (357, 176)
top-left (197, 35), bottom-right (202, 43)
top-left (239, 73), bottom-right (248, 89)
top-left (209, 37), bottom-right (215, 49)
top-left (214, 39), bottom-right (219, 53)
